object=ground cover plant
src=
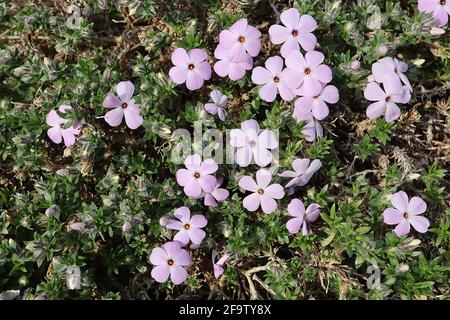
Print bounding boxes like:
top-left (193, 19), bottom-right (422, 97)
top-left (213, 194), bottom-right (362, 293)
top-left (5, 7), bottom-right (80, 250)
top-left (0, 0), bottom-right (449, 300)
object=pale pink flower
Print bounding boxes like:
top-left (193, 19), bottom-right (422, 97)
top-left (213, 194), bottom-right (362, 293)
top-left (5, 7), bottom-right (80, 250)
top-left (176, 155), bottom-right (218, 198)
top-left (383, 191), bottom-right (430, 237)
top-left (372, 57), bottom-right (412, 93)
top-left (279, 158), bottom-right (322, 188)
top-left (239, 168), bottom-right (285, 214)
top-left (294, 84), bottom-right (339, 120)
top-left (251, 56), bottom-right (302, 102)
top-left (213, 45), bottom-right (253, 81)
top-left (166, 207), bottom-right (207, 246)
top-left (219, 18), bottom-right (261, 57)
top-left (364, 81), bottom-right (411, 122)
top-left (169, 48), bottom-right (212, 91)
top-left (212, 250), bottom-right (231, 279)
top-left (292, 109), bottom-right (324, 142)
top-left (229, 120), bottom-right (278, 167)
top-left (286, 199), bottom-right (321, 235)
top-left (149, 241), bottom-right (191, 285)
top-left (204, 90), bottom-right (228, 121)
top-left (46, 105), bottom-right (81, 147)
top-left (285, 50), bottom-right (333, 97)
top-left (268, 8), bottom-right (317, 57)
top-left (203, 178), bottom-right (229, 207)
top-left (103, 81), bottom-right (143, 129)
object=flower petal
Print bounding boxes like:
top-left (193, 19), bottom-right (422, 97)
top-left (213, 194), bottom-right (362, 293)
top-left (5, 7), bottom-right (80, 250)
top-left (150, 247), bottom-right (169, 265)
top-left (257, 129), bottom-right (278, 149)
top-left (190, 214), bottom-right (207, 228)
top-left (116, 81), bottom-right (134, 103)
top-left (268, 24), bottom-right (290, 44)
top-left (163, 241), bottom-right (181, 258)
top-left (280, 8), bottom-right (300, 29)
top-left (124, 108), bottom-right (143, 129)
top-left (391, 191), bottom-right (409, 212)
top-left (239, 175), bottom-right (258, 192)
top-left (174, 206), bottom-right (191, 223)
top-left (171, 48), bottom-right (189, 66)
top-left (151, 265), bottom-right (170, 283)
top-left (288, 198), bottom-right (305, 218)
top-left (243, 193), bottom-right (261, 211)
top-left (200, 159), bottom-right (218, 175)
top-left (407, 197), bottom-right (427, 216)
top-left (286, 217), bottom-right (302, 233)
top-left (260, 195), bottom-right (278, 214)
top-left (170, 265), bottom-right (188, 285)
top-left (264, 184), bottom-right (285, 199)
top-left (366, 101), bottom-right (386, 120)
top-left (104, 107), bottom-right (124, 127)
top-left (383, 208), bottom-right (403, 225)
top-left (393, 219), bottom-right (411, 237)
top-left (103, 92), bottom-right (122, 109)
top-left (47, 127), bottom-right (62, 144)
top-left (409, 216), bottom-right (430, 233)
top-left (189, 228), bottom-right (206, 245)
top-left (235, 146), bottom-right (253, 167)
top-left (46, 110), bottom-right (63, 126)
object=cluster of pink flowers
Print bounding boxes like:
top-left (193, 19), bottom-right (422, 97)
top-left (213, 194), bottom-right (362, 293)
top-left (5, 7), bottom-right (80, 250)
top-left (168, 19), bottom-right (260, 90)
top-left (46, 81), bottom-right (144, 147)
top-left (418, 0), bottom-right (450, 27)
top-left (252, 8), bottom-right (339, 142)
top-left (364, 57), bottom-right (412, 122)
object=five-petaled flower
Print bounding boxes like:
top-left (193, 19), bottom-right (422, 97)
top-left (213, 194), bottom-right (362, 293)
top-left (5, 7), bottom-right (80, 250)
top-left (230, 120), bottom-right (278, 167)
top-left (176, 154), bottom-right (218, 198)
top-left (204, 90), bottom-right (228, 121)
top-left (46, 105), bottom-right (82, 147)
top-left (294, 84), bottom-right (339, 121)
top-left (103, 81), bottom-right (143, 129)
top-left (219, 18), bottom-right (262, 57)
top-left (383, 191), bottom-right (430, 237)
top-left (418, 0), bottom-right (450, 27)
top-left (364, 81), bottom-right (411, 122)
top-left (372, 57), bottom-right (412, 93)
top-left (213, 45), bottom-right (253, 81)
top-left (251, 55), bottom-right (302, 102)
top-left (286, 199), bottom-right (321, 235)
top-left (239, 168), bottom-right (285, 214)
top-left (149, 241), bottom-right (192, 285)
top-left (269, 8), bottom-right (318, 57)
top-left (169, 48), bottom-right (212, 91)
top-left (279, 158), bottom-right (322, 188)
top-left (165, 207), bottom-right (208, 246)
top-left (285, 50), bottom-right (333, 97)
top-left (203, 178), bottom-right (230, 207)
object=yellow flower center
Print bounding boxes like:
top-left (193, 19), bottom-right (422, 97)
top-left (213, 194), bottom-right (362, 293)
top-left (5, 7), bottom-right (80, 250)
top-left (194, 172), bottom-right (201, 179)
top-left (184, 224), bottom-right (191, 230)
top-left (257, 188), bottom-right (264, 195)
top-left (238, 36), bottom-right (245, 43)
top-left (167, 259), bottom-right (174, 266)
